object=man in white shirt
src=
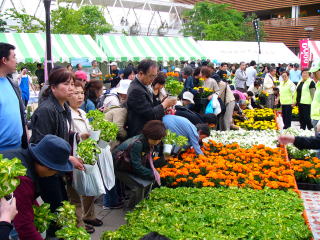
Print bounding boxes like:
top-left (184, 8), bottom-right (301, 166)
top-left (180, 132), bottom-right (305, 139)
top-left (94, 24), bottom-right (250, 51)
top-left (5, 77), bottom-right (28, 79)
top-left (245, 60), bottom-right (257, 88)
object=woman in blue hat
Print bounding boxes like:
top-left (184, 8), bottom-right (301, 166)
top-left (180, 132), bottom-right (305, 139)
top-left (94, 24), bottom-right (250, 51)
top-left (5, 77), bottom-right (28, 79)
top-left (0, 135), bottom-right (73, 240)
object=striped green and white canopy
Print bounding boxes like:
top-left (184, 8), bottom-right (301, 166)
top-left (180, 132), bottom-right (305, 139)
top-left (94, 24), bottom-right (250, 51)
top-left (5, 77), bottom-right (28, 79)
top-left (0, 33), bottom-right (107, 63)
top-left (96, 35), bottom-right (206, 61)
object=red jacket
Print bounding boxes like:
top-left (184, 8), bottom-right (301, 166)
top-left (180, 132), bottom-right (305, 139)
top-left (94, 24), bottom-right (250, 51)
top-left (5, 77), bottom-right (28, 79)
top-left (14, 176), bottom-right (42, 240)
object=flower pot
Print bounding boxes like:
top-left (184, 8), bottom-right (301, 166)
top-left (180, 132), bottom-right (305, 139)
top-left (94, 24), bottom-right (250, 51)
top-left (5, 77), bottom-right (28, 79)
top-left (40, 231), bottom-right (46, 239)
top-left (84, 163), bottom-right (96, 173)
top-left (163, 144), bottom-right (173, 155)
top-left (168, 95), bottom-right (178, 101)
top-left (172, 145), bottom-right (181, 155)
top-left (89, 130), bottom-right (101, 141)
top-left (98, 139), bottom-right (108, 149)
top-left (297, 182), bottom-right (320, 191)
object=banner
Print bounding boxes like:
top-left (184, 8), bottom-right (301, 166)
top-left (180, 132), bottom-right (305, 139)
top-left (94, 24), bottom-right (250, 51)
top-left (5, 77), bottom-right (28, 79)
top-left (300, 39), bottom-right (310, 69)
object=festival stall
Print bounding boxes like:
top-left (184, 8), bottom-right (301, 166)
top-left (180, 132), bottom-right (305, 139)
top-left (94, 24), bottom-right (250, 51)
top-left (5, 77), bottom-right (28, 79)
top-left (0, 33), bottom-right (107, 63)
top-left (197, 40), bottom-right (299, 64)
top-left (96, 35), bottom-right (207, 62)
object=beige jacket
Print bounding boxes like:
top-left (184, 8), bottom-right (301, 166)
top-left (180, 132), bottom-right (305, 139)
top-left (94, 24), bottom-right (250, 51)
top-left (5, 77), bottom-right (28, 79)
top-left (105, 107), bottom-right (128, 140)
top-left (70, 108), bottom-right (91, 135)
top-left (263, 73), bottom-right (275, 95)
top-left (203, 78), bottom-right (220, 94)
top-left (218, 81), bottom-right (235, 104)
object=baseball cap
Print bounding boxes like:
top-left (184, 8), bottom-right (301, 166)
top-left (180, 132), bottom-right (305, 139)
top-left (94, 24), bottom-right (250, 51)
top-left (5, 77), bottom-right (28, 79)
top-left (310, 61), bottom-right (320, 73)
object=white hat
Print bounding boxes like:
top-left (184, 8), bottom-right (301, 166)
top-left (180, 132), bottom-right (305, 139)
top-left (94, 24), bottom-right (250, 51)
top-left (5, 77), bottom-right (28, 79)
top-left (182, 91), bottom-right (194, 104)
top-left (116, 80), bottom-right (131, 94)
top-left (175, 67), bottom-right (181, 72)
top-left (109, 62), bottom-right (117, 66)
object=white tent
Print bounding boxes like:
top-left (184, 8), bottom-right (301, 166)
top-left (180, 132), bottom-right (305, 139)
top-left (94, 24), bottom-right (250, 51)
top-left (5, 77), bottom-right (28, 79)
top-left (197, 41), bottom-right (299, 64)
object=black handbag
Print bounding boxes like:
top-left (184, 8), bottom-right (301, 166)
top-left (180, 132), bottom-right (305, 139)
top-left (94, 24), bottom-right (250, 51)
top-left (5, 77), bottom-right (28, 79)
top-left (114, 139), bottom-right (141, 172)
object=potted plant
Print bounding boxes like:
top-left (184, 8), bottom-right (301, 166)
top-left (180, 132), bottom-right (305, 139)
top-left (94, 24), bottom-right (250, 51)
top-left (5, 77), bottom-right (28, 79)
top-left (55, 201), bottom-right (90, 240)
top-left (0, 154), bottom-right (26, 199)
top-left (33, 203), bottom-right (55, 237)
top-left (165, 78), bottom-right (184, 100)
top-left (86, 110), bottom-right (104, 140)
top-left (76, 138), bottom-right (101, 172)
top-left (172, 135), bottom-right (188, 154)
top-left (163, 130), bottom-right (177, 155)
top-left (95, 120), bottom-right (119, 148)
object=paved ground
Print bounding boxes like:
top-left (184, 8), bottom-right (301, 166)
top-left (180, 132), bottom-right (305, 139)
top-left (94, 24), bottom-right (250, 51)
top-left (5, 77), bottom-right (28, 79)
top-left (91, 201), bottom-right (126, 240)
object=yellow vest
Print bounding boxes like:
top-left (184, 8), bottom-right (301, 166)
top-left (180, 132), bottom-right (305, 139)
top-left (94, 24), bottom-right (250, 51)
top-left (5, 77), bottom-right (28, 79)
top-left (297, 78), bottom-right (313, 104)
top-left (311, 81), bottom-right (320, 120)
top-left (279, 80), bottom-right (295, 105)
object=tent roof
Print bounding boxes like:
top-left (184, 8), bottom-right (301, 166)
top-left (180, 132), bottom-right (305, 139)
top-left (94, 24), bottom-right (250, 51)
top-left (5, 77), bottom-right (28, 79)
top-left (96, 35), bottom-right (206, 61)
top-left (0, 33), bottom-right (107, 63)
top-left (197, 41), bottom-right (299, 64)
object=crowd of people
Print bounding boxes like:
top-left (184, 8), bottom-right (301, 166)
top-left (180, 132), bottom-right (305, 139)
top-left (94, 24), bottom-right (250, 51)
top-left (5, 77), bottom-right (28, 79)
top-left (1, 39), bottom-right (320, 240)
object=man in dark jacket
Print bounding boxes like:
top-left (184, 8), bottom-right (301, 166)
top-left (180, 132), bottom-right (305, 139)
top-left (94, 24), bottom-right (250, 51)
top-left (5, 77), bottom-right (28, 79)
top-left (126, 59), bottom-right (176, 137)
top-left (0, 42), bottom-right (28, 150)
top-left (0, 135), bottom-right (73, 240)
top-left (279, 134), bottom-right (320, 149)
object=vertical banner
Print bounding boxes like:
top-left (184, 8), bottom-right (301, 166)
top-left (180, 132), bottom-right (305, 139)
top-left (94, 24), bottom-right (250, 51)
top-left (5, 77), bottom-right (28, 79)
top-left (300, 39), bottom-right (310, 69)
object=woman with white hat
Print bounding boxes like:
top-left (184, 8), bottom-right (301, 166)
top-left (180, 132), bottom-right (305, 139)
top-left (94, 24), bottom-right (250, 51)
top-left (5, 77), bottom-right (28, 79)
top-left (103, 79), bottom-right (131, 109)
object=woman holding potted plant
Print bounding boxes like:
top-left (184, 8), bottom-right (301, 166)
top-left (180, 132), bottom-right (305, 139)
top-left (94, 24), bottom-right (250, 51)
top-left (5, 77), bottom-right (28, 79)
top-left (113, 120), bottom-right (166, 210)
top-left (67, 80), bottom-right (103, 233)
top-left (30, 67), bottom-right (84, 238)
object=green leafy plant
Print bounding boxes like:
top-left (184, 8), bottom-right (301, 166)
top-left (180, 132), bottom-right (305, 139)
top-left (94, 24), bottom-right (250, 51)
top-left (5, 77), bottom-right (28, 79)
top-left (165, 79), bottom-right (184, 96)
top-left (176, 135), bottom-right (188, 147)
top-left (55, 226), bottom-right (90, 240)
top-left (287, 145), bottom-right (315, 160)
top-left (163, 130), bottom-right (188, 147)
top-left (33, 203), bottom-right (55, 233)
top-left (96, 120), bottom-right (119, 142)
top-left (163, 130), bottom-right (177, 145)
top-left (86, 109), bottom-right (104, 122)
top-left (0, 154), bottom-right (26, 198)
top-left (56, 201), bottom-right (77, 227)
top-left (76, 138), bottom-right (101, 165)
top-left (102, 187), bottom-right (311, 240)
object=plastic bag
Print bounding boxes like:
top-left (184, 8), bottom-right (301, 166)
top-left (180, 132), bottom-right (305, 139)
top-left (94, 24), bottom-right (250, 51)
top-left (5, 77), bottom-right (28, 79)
top-left (205, 94), bottom-right (221, 115)
top-left (72, 163), bottom-right (106, 196)
top-left (97, 143), bottom-right (115, 190)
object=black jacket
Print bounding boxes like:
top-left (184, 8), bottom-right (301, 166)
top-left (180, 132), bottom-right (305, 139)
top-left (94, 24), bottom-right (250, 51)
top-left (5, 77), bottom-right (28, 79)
top-left (175, 106), bottom-right (204, 125)
top-left (294, 135), bottom-right (320, 150)
top-left (126, 78), bottom-right (165, 137)
top-left (30, 94), bottom-right (72, 144)
top-left (7, 76), bottom-right (28, 149)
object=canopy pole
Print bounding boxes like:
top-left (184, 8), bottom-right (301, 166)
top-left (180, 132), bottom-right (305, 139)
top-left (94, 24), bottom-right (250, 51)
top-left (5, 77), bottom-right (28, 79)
top-left (44, 0), bottom-right (53, 84)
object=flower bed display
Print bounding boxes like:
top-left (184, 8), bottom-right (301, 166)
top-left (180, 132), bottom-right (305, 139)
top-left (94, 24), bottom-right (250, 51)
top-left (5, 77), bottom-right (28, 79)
top-left (208, 128), bottom-right (314, 149)
top-left (234, 108), bottom-right (277, 130)
top-left (102, 187), bottom-right (311, 240)
top-left (291, 157), bottom-right (320, 184)
top-left (158, 140), bottom-right (295, 190)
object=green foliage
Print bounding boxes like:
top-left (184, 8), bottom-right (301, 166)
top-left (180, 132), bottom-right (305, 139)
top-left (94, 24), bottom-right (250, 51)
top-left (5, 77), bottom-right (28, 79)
top-left (287, 145), bottom-right (315, 160)
top-left (51, 6), bottom-right (112, 38)
top-left (163, 130), bottom-right (188, 147)
top-left (0, 154), bottom-right (26, 198)
top-left (165, 78), bottom-right (183, 96)
top-left (102, 187), bottom-right (311, 240)
top-left (240, 13), bottom-right (266, 41)
top-left (77, 138), bottom-right (101, 165)
top-left (56, 201), bottom-right (77, 227)
top-left (4, 8), bottom-right (45, 33)
top-left (87, 110), bottom-right (118, 142)
top-left (56, 226), bottom-right (90, 240)
top-left (182, 2), bottom-right (265, 41)
top-left (0, 14), bottom-right (6, 32)
top-left (16, 62), bottom-right (38, 75)
top-left (33, 203), bottom-right (55, 233)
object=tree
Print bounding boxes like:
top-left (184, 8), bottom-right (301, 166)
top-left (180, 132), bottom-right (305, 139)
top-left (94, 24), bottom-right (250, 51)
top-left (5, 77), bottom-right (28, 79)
top-left (51, 5), bottom-right (112, 38)
top-left (4, 8), bottom-right (45, 33)
top-left (240, 13), bottom-right (266, 41)
top-left (182, 2), bottom-right (265, 41)
top-left (0, 14), bottom-right (6, 32)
